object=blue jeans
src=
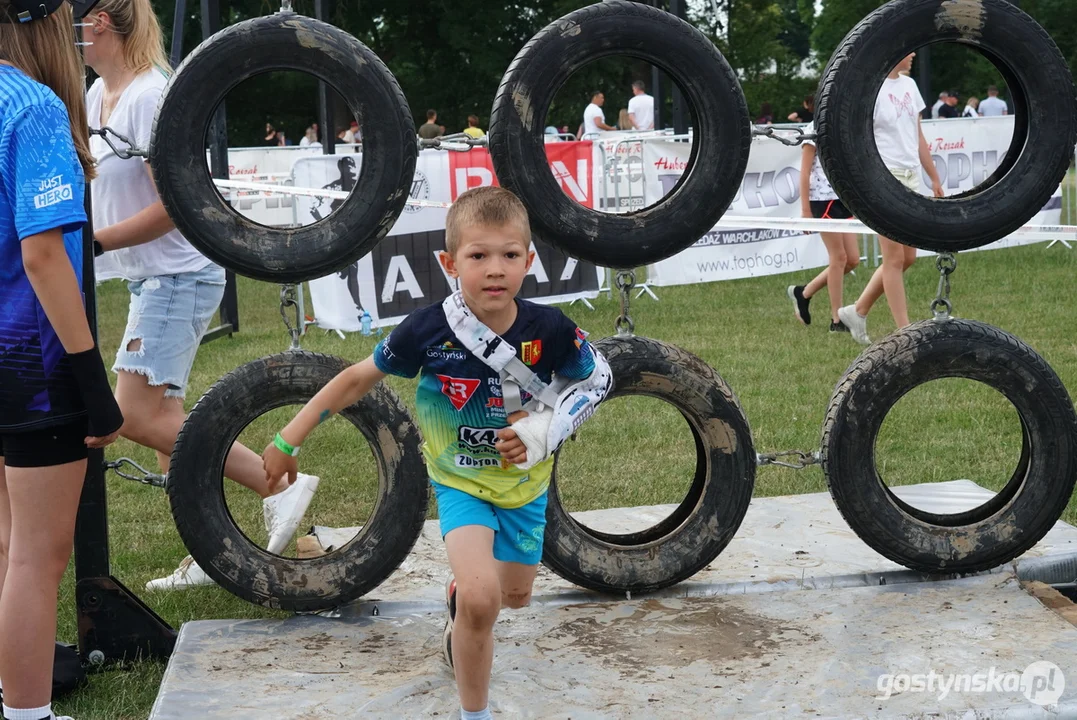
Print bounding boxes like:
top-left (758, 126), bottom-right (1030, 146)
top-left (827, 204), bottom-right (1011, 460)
top-left (113, 264), bottom-right (226, 398)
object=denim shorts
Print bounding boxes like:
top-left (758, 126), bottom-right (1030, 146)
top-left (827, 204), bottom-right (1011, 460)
top-left (114, 264), bottom-right (226, 399)
top-left (432, 481), bottom-right (548, 565)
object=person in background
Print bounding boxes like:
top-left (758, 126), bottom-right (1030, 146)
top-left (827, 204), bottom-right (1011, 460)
top-left (756, 102), bottom-right (774, 125)
top-left (962, 97), bottom-right (980, 118)
top-left (787, 95), bottom-right (814, 123)
top-left (928, 91), bottom-right (948, 119)
top-left (979, 85), bottom-right (1008, 116)
top-left (937, 91), bottom-right (960, 119)
top-left (419, 109), bottom-right (445, 139)
top-left (581, 91), bottom-right (615, 138)
top-left (348, 119), bottom-right (360, 144)
top-left (263, 122), bottom-right (281, 146)
top-left (787, 120), bottom-right (859, 333)
top-left (83, 0), bottom-right (321, 591)
top-left (627, 80), bottom-right (654, 131)
top-left (0, 3), bottom-right (125, 720)
top-left (543, 126), bottom-right (562, 143)
top-left (299, 123), bottom-right (320, 147)
top-left (617, 108), bottom-right (632, 131)
top-left (838, 52), bottom-right (945, 346)
top-left (462, 115), bottom-right (485, 140)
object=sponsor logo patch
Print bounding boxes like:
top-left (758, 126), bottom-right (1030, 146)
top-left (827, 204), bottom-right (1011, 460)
top-left (521, 340), bottom-right (542, 366)
top-left (437, 375), bottom-right (480, 411)
top-left (458, 426), bottom-right (500, 452)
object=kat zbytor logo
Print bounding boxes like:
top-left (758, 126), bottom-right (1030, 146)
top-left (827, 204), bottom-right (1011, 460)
top-left (521, 340), bottom-right (542, 366)
top-left (437, 375), bottom-right (481, 411)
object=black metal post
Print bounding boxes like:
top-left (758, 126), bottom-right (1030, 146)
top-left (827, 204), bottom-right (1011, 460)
top-left (169, 0), bottom-right (187, 69)
top-left (669, 0), bottom-right (688, 134)
top-left (917, 45), bottom-right (932, 116)
top-left (199, 0), bottom-right (240, 343)
top-left (315, 0), bottom-right (336, 155)
top-left (75, 192), bottom-right (176, 666)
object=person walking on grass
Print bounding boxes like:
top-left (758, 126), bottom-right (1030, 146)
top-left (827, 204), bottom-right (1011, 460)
top-left (82, 0), bottom-right (320, 591)
top-left (263, 187), bottom-right (610, 720)
top-left (786, 120), bottom-right (859, 333)
top-left (838, 52), bottom-right (945, 345)
top-left (0, 4), bottom-right (125, 719)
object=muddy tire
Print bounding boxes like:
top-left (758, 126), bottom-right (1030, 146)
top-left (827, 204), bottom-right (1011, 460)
top-left (150, 12), bottom-right (416, 283)
top-left (488, 0), bottom-right (750, 269)
top-left (820, 319), bottom-right (1077, 573)
top-left (815, 0), bottom-right (1076, 252)
top-left (168, 352), bottom-right (428, 611)
top-left (543, 336), bottom-right (755, 594)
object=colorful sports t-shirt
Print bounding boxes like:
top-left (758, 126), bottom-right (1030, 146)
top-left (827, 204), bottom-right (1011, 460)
top-left (0, 66), bottom-right (87, 431)
top-left (374, 299), bottom-right (595, 508)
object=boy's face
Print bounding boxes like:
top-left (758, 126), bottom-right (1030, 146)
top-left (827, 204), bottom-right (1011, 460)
top-left (439, 224), bottom-right (535, 319)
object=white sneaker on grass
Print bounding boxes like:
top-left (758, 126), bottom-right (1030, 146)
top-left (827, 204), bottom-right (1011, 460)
top-left (837, 305), bottom-right (871, 346)
top-left (146, 472), bottom-right (321, 591)
top-left (264, 473), bottom-right (321, 555)
top-left (145, 555), bottom-right (213, 591)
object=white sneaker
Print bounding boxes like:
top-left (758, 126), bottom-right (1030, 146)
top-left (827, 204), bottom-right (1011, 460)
top-left (263, 473), bottom-right (321, 555)
top-left (145, 555), bottom-right (214, 591)
top-left (838, 305), bottom-right (871, 346)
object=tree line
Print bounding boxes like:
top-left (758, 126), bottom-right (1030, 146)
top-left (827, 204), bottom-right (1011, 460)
top-left (149, 0), bottom-right (1077, 146)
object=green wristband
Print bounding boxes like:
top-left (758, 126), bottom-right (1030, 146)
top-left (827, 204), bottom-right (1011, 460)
top-left (274, 432), bottom-right (300, 457)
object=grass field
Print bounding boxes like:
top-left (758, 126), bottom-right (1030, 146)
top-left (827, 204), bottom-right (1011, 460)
top-left (53, 241), bottom-right (1077, 719)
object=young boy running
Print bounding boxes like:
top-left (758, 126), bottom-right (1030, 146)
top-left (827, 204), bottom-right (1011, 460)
top-left (262, 186), bottom-right (610, 719)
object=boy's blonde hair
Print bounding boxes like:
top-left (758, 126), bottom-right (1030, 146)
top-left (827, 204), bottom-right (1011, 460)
top-left (445, 186), bottom-right (531, 255)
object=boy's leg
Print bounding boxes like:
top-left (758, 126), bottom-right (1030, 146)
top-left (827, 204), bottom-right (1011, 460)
top-left (492, 490), bottom-right (548, 609)
top-left (497, 562), bottom-right (539, 609)
top-left (444, 525), bottom-right (501, 713)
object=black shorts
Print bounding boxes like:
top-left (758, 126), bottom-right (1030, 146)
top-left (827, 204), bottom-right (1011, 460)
top-left (810, 199), bottom-right (853, 220)
top-left (0, 420), bottom-right (89, 468)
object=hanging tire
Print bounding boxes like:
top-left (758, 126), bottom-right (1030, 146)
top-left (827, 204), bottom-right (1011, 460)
top-left (168, 352), bottom-right (428, 611)
top-left (820, 319), bottom-right (1077, 573)
top-left (814, 0), bottom-right (1077, 252)
top-left (542, 336), bottom-right (756, 594)
top-left (488, 0), bottom-right (750, 269)
top-left (150, 12), bottom-right (416, 284)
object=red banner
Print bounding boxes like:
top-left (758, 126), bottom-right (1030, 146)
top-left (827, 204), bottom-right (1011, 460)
top-left (448, 142), bottom-right (594, 208)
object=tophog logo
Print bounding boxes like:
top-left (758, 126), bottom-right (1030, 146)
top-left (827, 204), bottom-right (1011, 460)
top-left (404, 170), bottom-right (430, 214)
top-left (458, 426), bottom-right (499, 452)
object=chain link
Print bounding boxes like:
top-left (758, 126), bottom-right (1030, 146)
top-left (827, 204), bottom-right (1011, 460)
top-left (614, 270), bottom-right (636, 336)
top-left (417, 134), bottom-right (489, 152)
top-left (280, 284), bottom-right (303, 350)
top-left (752, 125), bottom-right (817, 147)
top-left (931, 252), bottom-right (958, 321)
top-left (756, 450), bottom-right (821, 470)
top-left (90, 127), bottom-right (148, 160)
top-left (104, 458), bottom-right (167, 489)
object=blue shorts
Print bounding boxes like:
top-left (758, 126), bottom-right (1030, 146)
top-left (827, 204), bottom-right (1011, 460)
top-left (432, 481), bottom-right (548, 565)
top-left (113, 264), bottom-right (226, 399)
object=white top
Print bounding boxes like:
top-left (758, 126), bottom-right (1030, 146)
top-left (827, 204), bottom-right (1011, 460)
top-left (930, 99), bottom-right (944, 119)
top-left (582, 103), bottom-right (605, 136)
top-left (874, 75), bottom-right (926, 171)
top-left (88, 70), bottom-right (213, 282)
top-left (978, 96), bottom-right (1008, 116)
top-left (801, 122), bottom-right (837, 202)
top-left (962, 104), bottom-right (978, 118)
top-left (628, 93), bottom-right (654, 131)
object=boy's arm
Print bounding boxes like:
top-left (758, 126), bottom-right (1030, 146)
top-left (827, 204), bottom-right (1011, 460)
top-left (263, 356), bottom-right (386, 488)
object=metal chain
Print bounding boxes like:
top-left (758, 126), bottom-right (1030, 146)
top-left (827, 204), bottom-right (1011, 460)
top-left (931, 252), bottom-right (958, 321)
top-left (752, 125), bottom-right (816, 147)
top-left (417, 134), bottom-right (489, 152)
top-left (104, 458), bottom-right (167, 489)
top-left (756, 450), bottom-right (821, 470)
top-left (280, 284), bottom-right (302, 350)
top-left (614, 270), bottom-right (636, 336)
top-left (90, 127), bottom-right (148, 160)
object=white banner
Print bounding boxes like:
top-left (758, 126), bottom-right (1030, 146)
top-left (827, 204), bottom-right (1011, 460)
top-left (644, 116), bottom-right (1063, 287)
top-left (294, 148), bottom-right (602, 331)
